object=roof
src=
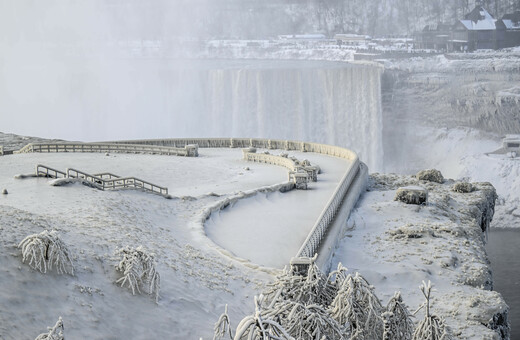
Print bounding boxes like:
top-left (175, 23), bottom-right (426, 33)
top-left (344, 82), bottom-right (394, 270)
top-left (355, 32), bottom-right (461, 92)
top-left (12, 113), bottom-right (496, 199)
top-left (459, 6), bottom-right (496, 31)
top-left (501, 19), bottom-right (520, 30)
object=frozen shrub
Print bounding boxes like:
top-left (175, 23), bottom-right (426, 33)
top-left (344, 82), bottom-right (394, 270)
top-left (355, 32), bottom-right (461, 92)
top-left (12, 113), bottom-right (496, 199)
top-left (263, 256), bottom-right (335, 307)
top-left (213, 305), bottom-right (233, 340)
top-left (18, 230), bottom-right (74, 275)
top-left (395, 186), bottom-right (428, 205)
top-left (383, 292), bottom-right (414, 340)
top-left (412, 281), bottom-right (451, 340)
top-left (452, 182), bottom-right (475, 193)
top-left (416, 169), bottom-right (444, 183)
top-left (35, 317), bottom-right (64, 340)
top-left (330, 272), bottom-right (384, 339)
top-left (276, 300), bottom-right (346, 339)
top-left (234, 296), bottom-right (292, 340)
top-left (115, 245), bottom-right (160, 303)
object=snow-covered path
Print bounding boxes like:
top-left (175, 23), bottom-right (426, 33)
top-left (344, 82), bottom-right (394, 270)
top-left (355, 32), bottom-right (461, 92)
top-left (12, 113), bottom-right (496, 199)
top-left (205, 151), bottom-right (350, 268)
top-left (0, 148), bottom-right (347, 339)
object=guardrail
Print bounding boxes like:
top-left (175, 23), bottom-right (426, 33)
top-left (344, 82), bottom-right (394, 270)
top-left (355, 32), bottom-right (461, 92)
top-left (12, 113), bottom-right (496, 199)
top-left (102, 176), bottom-right (169, 196)
top-left (14, 142), bottom-right (198, 157)
top-left (36, 164), bottom-right (67, 178)
top-left (296, 158), bottom-right (360, 258)
top-left (66, 168), bottom-right (105, 190)
top-left (34, 164), bottom-right (169, 197)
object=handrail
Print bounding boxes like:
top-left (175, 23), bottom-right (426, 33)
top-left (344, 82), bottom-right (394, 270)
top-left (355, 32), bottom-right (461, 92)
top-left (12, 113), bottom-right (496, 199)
top-left (93, 172), bottom-right (121, 179)
top-left (36, 164), bottom-right (67, 179)
top-left (102, 176), bottom-right (169, 196)
top-left (14, 142), bottom-right (196, 157)
top-left (296, 158), bottom-right (360, 258)
top-left (66, 168), bottom-right (104, 189)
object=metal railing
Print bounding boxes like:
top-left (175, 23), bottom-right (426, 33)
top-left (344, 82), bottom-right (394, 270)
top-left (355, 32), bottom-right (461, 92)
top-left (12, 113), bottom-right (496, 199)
top-left (33, 164), bottom-right (168, 197)
top-left (36, 164), bottom-right (67, 179)
top-left (102, 176), bottom-right (169, 196)
top-left (296, 158), bottom-right (361, 258)
top-left (14, 142), bottom-right (196, 157)
top-left (66, 168), bottom-right (105, 190)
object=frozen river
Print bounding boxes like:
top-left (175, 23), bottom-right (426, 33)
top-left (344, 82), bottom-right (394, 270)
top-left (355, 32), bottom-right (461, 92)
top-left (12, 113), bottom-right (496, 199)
top-left (487, 228), bottom-right (520, 338)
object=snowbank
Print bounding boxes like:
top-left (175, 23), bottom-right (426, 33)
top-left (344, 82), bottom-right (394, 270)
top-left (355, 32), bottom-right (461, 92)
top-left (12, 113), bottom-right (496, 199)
top-left (332, 173), bottom-right (508, 339)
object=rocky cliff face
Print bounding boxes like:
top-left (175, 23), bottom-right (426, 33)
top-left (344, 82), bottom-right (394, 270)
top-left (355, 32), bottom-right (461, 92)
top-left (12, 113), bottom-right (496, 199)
top-left (381, 53), bottom-right (520, 173)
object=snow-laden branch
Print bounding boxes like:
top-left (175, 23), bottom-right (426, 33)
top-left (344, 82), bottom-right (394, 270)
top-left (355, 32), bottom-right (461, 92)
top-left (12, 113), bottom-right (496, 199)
top-left (18, 230), bottom-right (74, 275)
top-left (34, 317), bottom-right (64, 340)
top-left (115, 246), bottom-right (160, 303)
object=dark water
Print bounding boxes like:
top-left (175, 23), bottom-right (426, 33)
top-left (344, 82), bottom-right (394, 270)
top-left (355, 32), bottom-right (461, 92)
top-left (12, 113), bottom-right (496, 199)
top-left (487, 228), bottom-right (520, 339)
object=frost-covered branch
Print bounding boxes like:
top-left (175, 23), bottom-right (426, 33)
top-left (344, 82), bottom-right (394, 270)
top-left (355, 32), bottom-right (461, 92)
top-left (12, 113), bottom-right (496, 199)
top-left (213, 305), bottom-right (234, 340)
top-left (18, 230), bottom-right (74, 275)
top-left (383, 292), bottom-right (414, 340)
top-left (330, 272), bottom-right (384, 339)
top-left (412, 281), bottom-right (451, 340)
top-left (115, 245), bottom-right (160, 303)
top-left (35, 317), bottom-right (64, 340)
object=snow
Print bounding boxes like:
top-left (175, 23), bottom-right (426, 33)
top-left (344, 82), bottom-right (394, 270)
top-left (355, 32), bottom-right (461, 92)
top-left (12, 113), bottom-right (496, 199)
top-left (0, 146), bottom-right (351, 338)
top-left (205, 151), bottom-right (350, 268)
top-left (331, 174), bottom-right (507, 339)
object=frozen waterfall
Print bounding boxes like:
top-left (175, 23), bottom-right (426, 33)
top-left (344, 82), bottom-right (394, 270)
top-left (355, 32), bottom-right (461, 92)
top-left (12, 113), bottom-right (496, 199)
top-left (173, 60), bottom-right (383, 171)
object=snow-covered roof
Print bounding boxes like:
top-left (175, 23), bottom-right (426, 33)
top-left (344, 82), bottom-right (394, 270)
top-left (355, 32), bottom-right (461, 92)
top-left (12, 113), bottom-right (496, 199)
top-left (460, 6), bottom-right (496, 31)
top-left (501, 19), bottom-right (520, 30)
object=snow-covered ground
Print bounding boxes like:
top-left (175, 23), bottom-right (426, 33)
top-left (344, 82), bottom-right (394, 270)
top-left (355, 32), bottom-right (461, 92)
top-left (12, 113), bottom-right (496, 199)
top-left (384, 125), bottom-right (520, 230)
top-left (0, 145), bottom-right (353, 339)
top-left (332, 173), bottom-right (507, 339)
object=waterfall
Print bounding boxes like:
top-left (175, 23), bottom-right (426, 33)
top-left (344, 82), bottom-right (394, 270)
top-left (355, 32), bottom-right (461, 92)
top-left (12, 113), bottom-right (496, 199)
top-left (174, 60), bottom-right (384, 171)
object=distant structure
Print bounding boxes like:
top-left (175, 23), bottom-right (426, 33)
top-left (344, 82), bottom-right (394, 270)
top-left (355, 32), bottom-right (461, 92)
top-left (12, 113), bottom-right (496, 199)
top-left (416, 5), bottom-right (520, 51)
top-left (334, 34), bottom-right (371, 46)
top-left (486, 135), bottom-right (520, 158)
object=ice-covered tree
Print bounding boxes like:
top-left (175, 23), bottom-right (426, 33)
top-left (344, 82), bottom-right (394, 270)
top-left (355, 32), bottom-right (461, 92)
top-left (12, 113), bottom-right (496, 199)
top-left (115, 245), bottom-right (160, 303)
top-left (330, 272), bottom-right (384, 339)
top-left (35, 317), bottom-right (64, 340)
top-left (234, 296), bottom-right (294, 340)
top-left (382, 292), bottom-right (414, 340)
top-left (412, 281), bottom-right (451, 340)
top-left (263, 257), bottom-right (336, 308)
top-left (18, 230), bottom-right (74, 275)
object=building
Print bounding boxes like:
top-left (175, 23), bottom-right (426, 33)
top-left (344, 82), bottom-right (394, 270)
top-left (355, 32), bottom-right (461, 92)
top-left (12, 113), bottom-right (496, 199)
top-left (416, 23), bottom-right (452, 50)
top-left (417, 5), bottom-right (520, 52)
top-left (497, 11), bottom-right (520, 48)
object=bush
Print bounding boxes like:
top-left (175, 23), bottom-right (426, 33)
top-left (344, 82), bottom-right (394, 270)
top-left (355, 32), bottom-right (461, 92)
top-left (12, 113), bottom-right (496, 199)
top-left (452, 182), bottom-right (475, 193)
top-left (412, 281), bottom-right (452, 340)
top-left (35, 317), bottom-right (64, 340)
top-left (395, 186), bottom-right (428, 205)
top-left (383, 292), bottom-right (414, 340)
top-left (330, 272), bottom-right (384, 339)
top-left (115, 246), bottom-right (160, 303)
top-left (416, 169), bottom-right (444, 183)
top-left (18, 230), bottom-right (74, 275)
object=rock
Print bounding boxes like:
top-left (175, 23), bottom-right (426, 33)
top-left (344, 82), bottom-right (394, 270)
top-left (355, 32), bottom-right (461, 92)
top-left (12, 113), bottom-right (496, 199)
top-left (416, 169), bottom-right (444, 183)
top-left (2, 189), bottom-right (7, 195)
top-left (452, 181), bottom-right (475, 193)
top-left (395, 186), bottom-right (428, 205)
